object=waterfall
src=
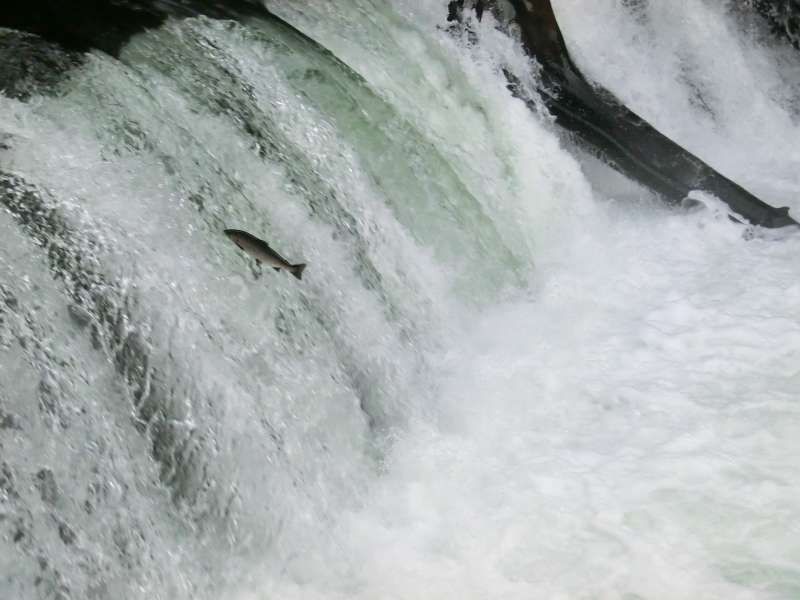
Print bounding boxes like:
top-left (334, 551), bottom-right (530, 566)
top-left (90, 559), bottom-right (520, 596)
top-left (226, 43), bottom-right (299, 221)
top-left (1, 1), bottom-right (799, 598)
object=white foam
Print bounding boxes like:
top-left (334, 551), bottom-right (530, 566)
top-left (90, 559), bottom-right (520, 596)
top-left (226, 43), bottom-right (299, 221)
top-left (246, 1), bottom-right (800, 597)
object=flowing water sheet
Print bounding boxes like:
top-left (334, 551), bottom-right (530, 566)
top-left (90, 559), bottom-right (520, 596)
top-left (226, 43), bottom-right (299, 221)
top-left (1, 1), bottom-right (799, 598)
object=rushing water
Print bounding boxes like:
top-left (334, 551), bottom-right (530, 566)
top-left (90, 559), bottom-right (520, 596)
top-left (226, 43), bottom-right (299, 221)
top-left (1, 1), bottom-right (799, 599)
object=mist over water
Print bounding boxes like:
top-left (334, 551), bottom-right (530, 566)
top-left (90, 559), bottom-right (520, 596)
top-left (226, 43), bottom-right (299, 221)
top-left (1, 1), bottom-right (799, 599)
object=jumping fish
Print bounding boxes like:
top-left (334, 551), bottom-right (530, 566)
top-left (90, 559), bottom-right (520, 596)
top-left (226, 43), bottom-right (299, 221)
top-left (224, 229), bottom-right (306, 280)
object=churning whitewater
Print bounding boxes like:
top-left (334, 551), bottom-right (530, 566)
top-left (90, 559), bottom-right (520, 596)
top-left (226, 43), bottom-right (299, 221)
top-left (1, 1), bottom-right (799, 599)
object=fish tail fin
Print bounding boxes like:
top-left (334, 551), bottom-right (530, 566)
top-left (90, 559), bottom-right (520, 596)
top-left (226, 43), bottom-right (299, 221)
top-left (291, 263), bottom-right (307, 281)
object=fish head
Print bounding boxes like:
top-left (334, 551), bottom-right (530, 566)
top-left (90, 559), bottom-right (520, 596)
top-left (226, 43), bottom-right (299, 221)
top-left (224, 229), bottom-right (245, 247)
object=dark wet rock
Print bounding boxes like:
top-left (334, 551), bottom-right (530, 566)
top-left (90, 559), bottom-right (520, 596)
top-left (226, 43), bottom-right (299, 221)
top-left (1, 507), bottom-right (32, 547)
top-left (57, 519), bottom-right (76, 545)
top-left (90, 323), bottom-right (104, 350)
top-left (34, 468), bottom-right (59, 505)
top-left (456, 0), bottom-right (799, 228)
top-left (12, 517), bottom-right (27, 543)
top-left (1, 0), bottom-right (165, 57)
top-left (754, 0), bottom-right (800, 49)
top-left (0, 408), bottom-right (22, 431)
top-left (3, 294), bottom-right (19, 310)
top-left (37, 555), bottom-right (49, 572)
top-left (1, 0), bottom-right (276, 57)
top-left (17, 333), bottom-right (29, 350)
top-left (0, 462), bottom-right (17, 499)
top-left (0, 31), bottom-right (85, 101)
top-left (447, 0), bottom-right (464, 23)
top-left (188, 192), bottom-right (206, 212)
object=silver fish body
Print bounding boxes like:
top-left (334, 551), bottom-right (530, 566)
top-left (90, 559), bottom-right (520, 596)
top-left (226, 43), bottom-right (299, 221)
top-left (224, 229), bottom-right (306, 280)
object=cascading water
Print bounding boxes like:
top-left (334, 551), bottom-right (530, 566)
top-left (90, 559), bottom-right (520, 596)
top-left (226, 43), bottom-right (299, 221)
top-left (1, 1), bottom-right (799, 599)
